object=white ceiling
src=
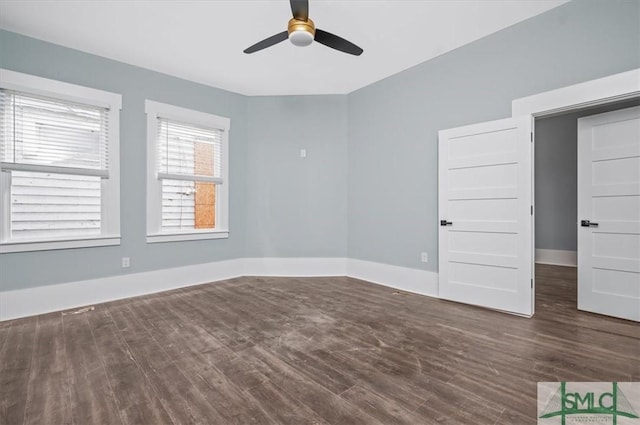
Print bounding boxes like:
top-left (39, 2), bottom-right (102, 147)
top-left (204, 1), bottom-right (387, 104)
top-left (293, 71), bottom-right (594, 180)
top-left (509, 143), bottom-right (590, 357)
top-left (0, 0), bottom-right (568, 96)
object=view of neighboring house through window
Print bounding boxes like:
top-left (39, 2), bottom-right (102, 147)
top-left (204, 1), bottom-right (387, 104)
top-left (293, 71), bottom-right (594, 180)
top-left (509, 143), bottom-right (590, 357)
top-left (146, 100), bottom-right (230, 243)
top-left (1, 92), bottom-right (105, 240)
top-left (0, 72), bottom-right (121, 253)
top-left (158, 118), bottom-right (221, 231)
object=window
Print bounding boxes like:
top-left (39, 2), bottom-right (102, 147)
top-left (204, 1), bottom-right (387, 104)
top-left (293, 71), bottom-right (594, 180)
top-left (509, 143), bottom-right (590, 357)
top-left (145, 100), bottom-right (230, 243)
top-left (0, 69), bottom-right (121, 253)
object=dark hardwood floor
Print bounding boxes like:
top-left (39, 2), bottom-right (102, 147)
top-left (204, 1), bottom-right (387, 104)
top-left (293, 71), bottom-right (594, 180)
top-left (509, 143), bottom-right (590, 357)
top-left (1, 264), bottom-right (638, 425)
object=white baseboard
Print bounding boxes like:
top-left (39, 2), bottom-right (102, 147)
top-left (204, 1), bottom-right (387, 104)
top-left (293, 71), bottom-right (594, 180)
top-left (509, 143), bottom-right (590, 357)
top-left (535, 249), bottom-right (577, 267)
top-left (0, 259), bottom-right (244, 321)
top-left (0, 257), bottom-right (437, 321)
top-left (347, 258), bottom-right (438, 298)
top-left (243, 257), bottom-right (347, 276)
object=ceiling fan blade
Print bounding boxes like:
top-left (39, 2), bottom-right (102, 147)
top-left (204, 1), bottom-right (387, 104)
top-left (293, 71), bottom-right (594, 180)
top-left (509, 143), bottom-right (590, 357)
top-left (290, 0), bottom-right (309, 21)
top-left (243, 31), bottom-right (289, 54)
top-left (314, 29), bottom-right (363, 56)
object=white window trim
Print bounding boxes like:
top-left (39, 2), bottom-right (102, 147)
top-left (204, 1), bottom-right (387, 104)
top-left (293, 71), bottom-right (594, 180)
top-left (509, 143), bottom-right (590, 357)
top-left (0, 236), bottom-right (121, 253)
top-left (145, 100), bottom-right (230, 243)
top-left (0, 69), bottom-right (122, 253)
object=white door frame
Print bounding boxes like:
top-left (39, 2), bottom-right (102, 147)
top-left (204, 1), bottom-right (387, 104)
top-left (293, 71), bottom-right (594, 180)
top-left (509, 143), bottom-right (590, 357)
top-left (512, 69), bottom-right (640, 118)
top-left (511, 68), bottom-right (640, 315)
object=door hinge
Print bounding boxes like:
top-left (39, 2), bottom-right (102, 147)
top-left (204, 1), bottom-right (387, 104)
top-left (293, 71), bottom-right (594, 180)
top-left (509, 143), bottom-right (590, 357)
top-left (531, 205), bottom-right (533, 215)
top-left (530, 132), bottom-right (533, 142)
top-left (531, 278), bottom-right (533, 288)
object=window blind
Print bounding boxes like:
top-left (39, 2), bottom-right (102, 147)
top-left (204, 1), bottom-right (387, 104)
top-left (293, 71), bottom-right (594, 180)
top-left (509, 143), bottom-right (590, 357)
top-left (10, 170), bottom-right (101, 240)
top-left (0, 89), bottom-right (109, 177)
top-left (156, 118), bottom-right (223, 183)
top-left (161, 179), bottom-right (196, 230)
top-left (0, 89), bottom-right (109, 241)
top-left (155, 117), bottom-right (222, 231)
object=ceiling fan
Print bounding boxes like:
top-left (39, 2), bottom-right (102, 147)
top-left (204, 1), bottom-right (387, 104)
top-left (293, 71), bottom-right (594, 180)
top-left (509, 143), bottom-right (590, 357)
top-left (243, 0), bottom-right (363, 56)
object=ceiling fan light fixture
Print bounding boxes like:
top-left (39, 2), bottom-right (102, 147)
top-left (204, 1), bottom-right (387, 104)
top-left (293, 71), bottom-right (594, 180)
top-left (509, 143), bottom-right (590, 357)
top-left (243, 1), bottom-right (363, 56)
top-left (289, 30), bottom-right (314, 47)
top-left (288, 18), bottom-right (315, 47)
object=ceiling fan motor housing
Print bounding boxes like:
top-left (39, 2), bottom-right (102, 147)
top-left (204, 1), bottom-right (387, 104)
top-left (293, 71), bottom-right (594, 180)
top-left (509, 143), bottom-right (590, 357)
top-left (288, 18), bottom-right (315, 46)
top-left (243, 1), bottom-right (363, 56)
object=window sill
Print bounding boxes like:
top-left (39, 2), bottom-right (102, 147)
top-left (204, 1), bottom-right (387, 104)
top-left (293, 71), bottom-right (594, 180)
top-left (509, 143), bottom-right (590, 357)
top-left (0, 236), bottom-right (121, 253)
top-left (146, 230), bottom-right (229, 244)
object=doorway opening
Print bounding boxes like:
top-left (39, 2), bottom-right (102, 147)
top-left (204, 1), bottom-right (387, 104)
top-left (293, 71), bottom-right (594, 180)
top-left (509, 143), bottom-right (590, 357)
top-left (437, 69), bottom-right (639, 319)
top-left (533, 98), bottom-right (640, 318)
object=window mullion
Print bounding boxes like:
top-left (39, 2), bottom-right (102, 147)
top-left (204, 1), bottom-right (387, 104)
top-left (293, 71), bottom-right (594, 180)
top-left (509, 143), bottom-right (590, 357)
top-left (157, 172), bottom-right (223, 184)
top-left (0, 162), bottom-right (109, 178)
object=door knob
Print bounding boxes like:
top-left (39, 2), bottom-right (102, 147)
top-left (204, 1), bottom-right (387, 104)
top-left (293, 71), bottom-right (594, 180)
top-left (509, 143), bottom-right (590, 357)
top-left (581, 220), bottom-right (599, 227)
top-left (440, 220), bottom-right (452, 226)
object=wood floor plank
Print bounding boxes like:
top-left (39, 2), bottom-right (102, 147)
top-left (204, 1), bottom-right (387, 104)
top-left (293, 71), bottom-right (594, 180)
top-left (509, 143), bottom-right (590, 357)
top-left (0, 316), bottom-right (37, 425)
top-left (311, 348), bottom-right (429, 412)
top-left (172, 357), bottom-right (274, 425)
top-left (413, 376), bottom-right (505, 425)
top-left (1, 264), bottom-right (638, 424)
top-left (124, 298), bottom-right (274, 424)
top-left (85, 307), bottom-right (175, 425)
top-left (171, 289), bottom-right (256, 352)
top-left (133, 294), bottom-right (237, 365)
top-left (23, 314), bottom-right (73, 425)
top-left (132, 289), bottom-right (269, 393)
top-left (212, 353), bottom-right (271, 392)
top-left (247, 380), bottom-right (330, 425)
top-left (0, 320), bottom-right (12, 354)
top-left (266, 344), bottom-right (355, 395)
top-left (107, 305), bottom-right (227, 425)
top-left (182, 284), bottom-right (286, 345)
top-left (340, 385), bottom-right (432, 425)
top-left (238, 345), bottom-right (386, 425)
top-left (208, 287), bottom-right (306, 344)
top-left (63, 311), bottom-right (125, 425)
top-left (445, 373), bottom-right (535, 422)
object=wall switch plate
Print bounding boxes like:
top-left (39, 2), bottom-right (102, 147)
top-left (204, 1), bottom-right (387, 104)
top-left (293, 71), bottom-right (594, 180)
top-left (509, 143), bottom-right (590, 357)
top-left (300, 149), bottom-right (307, 158)
top-left (421, 252), bottom-right (428, 263)
top-left (122, 257), bottom-right (130, 268)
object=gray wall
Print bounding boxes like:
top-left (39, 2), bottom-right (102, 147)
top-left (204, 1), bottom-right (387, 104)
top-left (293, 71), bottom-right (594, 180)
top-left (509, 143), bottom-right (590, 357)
top-left (0, 30), bottom-right (250, 291)
top-left (535, 114), bottom-right (578, 251)
top-left (535, 99), bottom-right (640, 251)
top-left (347, 0), bottom-right (640, 271)
top-left (245, 96), bottom-right (348, 257)
top-left (1, 0), bottom-right (639, 292)
top-left (0, 32), bottom-right (349, 292)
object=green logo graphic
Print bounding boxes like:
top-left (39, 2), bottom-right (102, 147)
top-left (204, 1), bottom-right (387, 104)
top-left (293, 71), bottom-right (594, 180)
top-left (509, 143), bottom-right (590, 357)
top-left (539, 382), bottom-right (639, 425)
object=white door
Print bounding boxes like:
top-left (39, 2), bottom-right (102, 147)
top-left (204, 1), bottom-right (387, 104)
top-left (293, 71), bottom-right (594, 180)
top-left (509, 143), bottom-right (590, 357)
top-left (577, 106), bottom-right (640, 322)
top-left (438, 116), bottom-right (533, 316)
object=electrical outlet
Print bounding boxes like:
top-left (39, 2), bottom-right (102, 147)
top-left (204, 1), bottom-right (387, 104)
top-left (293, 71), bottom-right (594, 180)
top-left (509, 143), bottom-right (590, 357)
top-left (421, 252), bottom-right (428, 263)
top-left (122, 257), bottom-right (130, 268)
top-left (300, 149), bottom-right (307, 158)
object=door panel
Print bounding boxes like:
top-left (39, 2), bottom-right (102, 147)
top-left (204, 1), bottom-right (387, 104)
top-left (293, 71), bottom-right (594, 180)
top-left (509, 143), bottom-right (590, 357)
top-left (439, 116), bottom-right (533, 316)
top-left (578, 106), bottom-right (640, 322)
